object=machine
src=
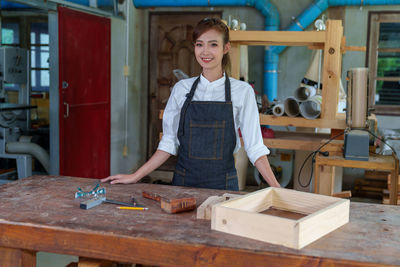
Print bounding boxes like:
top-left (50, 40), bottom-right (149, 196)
top-left (344, 67), bottom-right (371, 161)
top-left (0, 47), bottom-right (49, 182)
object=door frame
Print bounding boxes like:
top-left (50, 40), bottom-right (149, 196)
top-left (49, 11), bottom-right (60, 175)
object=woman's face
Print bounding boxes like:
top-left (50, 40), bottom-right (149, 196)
top-left (194, 29), bottom-right (230, 73)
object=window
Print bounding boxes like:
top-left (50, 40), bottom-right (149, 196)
top-left (1, 23), bottom-right (21, 91)
top-left (30, 22), bottom-right (49, 92)
top-left (367, 12), bottom-right (400, 115)
top-left (1, 23), bottom-right (20, 45)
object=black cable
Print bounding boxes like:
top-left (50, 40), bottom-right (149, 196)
top-left (297, 131), bottom-right (345, 188)
top-left (298, 128), bottom-right (399, 188)
top-left (359, 128), bottom-right (398, 157)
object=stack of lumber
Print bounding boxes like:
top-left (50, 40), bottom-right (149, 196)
top-left (353, 170), bottom-right (388, 199)
top-left (383, 173), bottom-right (400, 205)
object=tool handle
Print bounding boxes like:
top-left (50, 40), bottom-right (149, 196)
top-left (142, 191), bottom-right (161, 202)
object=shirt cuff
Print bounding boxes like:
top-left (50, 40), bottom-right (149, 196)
top-left (246, 144), bottom-right (270, 165)
top-left (157, 136), bottom-right (178, 156)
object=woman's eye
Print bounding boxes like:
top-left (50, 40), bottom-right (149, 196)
top-left (196, 43), bottom-right (202, 47)
top-left (211, 43), bottom-right (218, 47)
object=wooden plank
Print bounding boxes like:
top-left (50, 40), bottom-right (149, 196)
top-left (259, 114), bottom-right (347, 129)
top-left (332, 191), bottom-right (352, 198)
top-left (321, 20), bottom-right (343, 120)
top-left (317, 166), bottom-right (335, 196)
top-left (0, 247), bottom-right (36, 267)
top-left (390, 156), bottom-right (399, 205)
top-left (229, 43), bottom-right (240, 79)
top-left (315, 154), bottom-right (395, 170)
top-left (197, 193), bottom-right (241, 220)
top-left (230, 30), bottom-right (326, 46)
top-left (297, 199), bottom-right (349, 249)
top-left (212, 187), bottom-right (349, 249)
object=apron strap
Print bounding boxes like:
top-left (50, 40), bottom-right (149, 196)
top-left (225, 73), bottom-right (231, 102)
top-left (177, 76), bottom-right (200, 137)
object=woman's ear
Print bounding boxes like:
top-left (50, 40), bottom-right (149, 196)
top-left (224, 42), bottom-right (231, 54)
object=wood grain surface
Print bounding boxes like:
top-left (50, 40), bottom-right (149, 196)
top-left (0, 176), bottom-right (400, 266)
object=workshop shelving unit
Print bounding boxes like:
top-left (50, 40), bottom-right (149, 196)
top-left (229, 20), bottom-right (399, 205)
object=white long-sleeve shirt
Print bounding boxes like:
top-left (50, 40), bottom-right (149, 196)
top-left (158, 73), bottom-right (270, 165)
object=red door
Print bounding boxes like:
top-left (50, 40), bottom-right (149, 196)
top-left (59, 7), bottom-right (110, 178)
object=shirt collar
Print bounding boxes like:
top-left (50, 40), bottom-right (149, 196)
top-left (200, 72), bottom-right (226, 87)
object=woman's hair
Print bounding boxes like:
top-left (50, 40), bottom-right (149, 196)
top-left (192, 17), bottom-right (231, 72)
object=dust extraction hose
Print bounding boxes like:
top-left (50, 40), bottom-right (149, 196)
top-left (6, 142), bottom-right (50, 173)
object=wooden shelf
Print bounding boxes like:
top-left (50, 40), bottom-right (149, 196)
top-left (230, 20), bottom-right (344, 127)
top-left (229, 30), bottom-right (326, 46)
top-left (259, 114), bottom-right (347, 129)
top-left (262, 131), bottom-right (343, 151)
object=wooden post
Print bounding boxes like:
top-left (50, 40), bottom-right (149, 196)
top-left (390, 154), bottom-right (399, 205)
top-left (321, 20), bottom-right (343, 120)
top-left (0, 247), bottom-right (36, 267)
top-left (229, 43), bottom-right (240, 79)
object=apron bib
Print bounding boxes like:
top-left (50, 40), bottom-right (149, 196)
top-left (172, 75), bottom-right (238, 190)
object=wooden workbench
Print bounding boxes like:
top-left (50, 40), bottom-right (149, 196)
top-left (1, 176), bottom-right (400, 266)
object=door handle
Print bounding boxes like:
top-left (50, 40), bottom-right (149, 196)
top-left (62, 81), bottom-right (69, 89)
top-left (64, 102), bottom-right (69, 118)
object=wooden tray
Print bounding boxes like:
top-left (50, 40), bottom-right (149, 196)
top-left (211, 187), bottom-right (349, 249)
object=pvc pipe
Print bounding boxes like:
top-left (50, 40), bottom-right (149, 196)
top-left (284, 97), bottom-right (300, 117)
top-left (294, 85), bottom-right (316, 102)
top-left (272, 103), bottom-right (284, 116)
top-left (299, 95), bottom-right (322, 119)
top-left (6, 142), bottom-right (50, 173)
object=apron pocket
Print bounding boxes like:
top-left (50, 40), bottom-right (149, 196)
top-left (226, 170), bottom-right (239, 191)
top-left (189, 120), bottom-right (225, 160)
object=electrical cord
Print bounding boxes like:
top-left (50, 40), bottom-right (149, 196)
top-left (359, 128), bottom-right (398, 157)
top-left (297, 131), bottom-right (345, 188)
top-left (297, 128), bottom-right (399, 188)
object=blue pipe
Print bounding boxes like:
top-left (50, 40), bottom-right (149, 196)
top-left (268, 0), bottom-right (400, 101)
top-left (133, 0), bottom-right (280, 101)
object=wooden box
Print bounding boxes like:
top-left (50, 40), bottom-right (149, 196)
top-left (211, 187), bottom-right (349, 249)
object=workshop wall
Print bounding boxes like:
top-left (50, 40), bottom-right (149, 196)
top-left (110, 1), bottom-right (148, 174)
top-left (119, 1), bottom-right (400, 174)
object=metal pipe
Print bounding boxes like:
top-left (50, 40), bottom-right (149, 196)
top-left (6, 141), bottom-right (50, 173)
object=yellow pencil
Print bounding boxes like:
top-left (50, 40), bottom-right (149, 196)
top-left (117, 206), bottom-right (149, 211)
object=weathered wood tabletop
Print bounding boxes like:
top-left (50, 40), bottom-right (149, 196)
top-left (0, 176), bottom-right (400, 266)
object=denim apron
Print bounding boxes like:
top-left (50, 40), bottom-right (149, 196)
top-left (172, 75), bottom-right (239, 191)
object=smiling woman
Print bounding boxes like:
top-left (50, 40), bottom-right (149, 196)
top-left (102, 17), bottom-right (280, 190)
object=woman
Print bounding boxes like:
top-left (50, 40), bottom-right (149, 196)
top-left (101, 17), bottom-right (280, 190)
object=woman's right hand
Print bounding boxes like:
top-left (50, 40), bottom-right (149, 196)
top-left (100, 174), bottom-right (138, 184)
